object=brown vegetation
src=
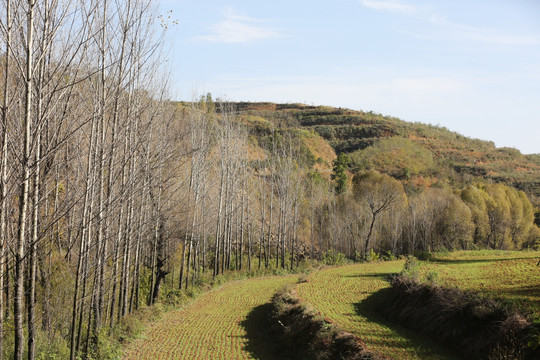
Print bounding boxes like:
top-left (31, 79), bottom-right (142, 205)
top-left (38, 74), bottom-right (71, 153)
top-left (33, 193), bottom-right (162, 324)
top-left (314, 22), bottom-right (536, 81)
top-left (371, 275), bottom-right (537, 360)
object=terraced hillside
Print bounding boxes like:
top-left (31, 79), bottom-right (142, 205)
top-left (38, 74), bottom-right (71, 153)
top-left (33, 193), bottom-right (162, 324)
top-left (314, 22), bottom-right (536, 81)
top-left (227, 102), bottom-right (540, 206)
top-left (123, 275), bottom-right (297, 360)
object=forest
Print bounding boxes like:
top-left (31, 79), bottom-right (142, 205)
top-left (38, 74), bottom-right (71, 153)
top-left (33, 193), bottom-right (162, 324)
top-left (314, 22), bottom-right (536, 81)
top-left (0, 0), bottom-right (539, 359)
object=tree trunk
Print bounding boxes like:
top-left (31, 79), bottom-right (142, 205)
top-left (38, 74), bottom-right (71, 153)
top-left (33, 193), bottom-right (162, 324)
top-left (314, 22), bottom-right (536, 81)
top-left (0, 1), bottom-right (12, 357)
top-left (364, 213), bottom-right (377, 258)
top-left (15, 3), bottom-right (36, 359)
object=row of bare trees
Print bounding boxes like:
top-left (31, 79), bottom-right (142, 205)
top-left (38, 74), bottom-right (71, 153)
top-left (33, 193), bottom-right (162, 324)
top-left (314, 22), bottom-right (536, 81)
top-left (0, 0), bottom-right (186, 359)
top-left (174, 100), bottom-right (309, 289)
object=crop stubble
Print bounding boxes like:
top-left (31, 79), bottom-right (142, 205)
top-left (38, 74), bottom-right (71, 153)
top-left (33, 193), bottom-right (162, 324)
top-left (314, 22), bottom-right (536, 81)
top-left (123, 275), bottom-right (297, 359)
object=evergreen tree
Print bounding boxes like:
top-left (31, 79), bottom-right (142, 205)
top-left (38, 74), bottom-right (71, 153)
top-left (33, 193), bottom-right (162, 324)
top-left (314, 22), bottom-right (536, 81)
top-left (331, 153), bottom-right (350, 194)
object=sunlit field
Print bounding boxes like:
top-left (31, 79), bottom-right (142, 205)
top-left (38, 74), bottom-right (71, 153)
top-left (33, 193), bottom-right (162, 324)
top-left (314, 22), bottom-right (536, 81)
top-left (123, 275), bottom-right (297, 360)
top-left (296, 250), bottom-right (540, 359)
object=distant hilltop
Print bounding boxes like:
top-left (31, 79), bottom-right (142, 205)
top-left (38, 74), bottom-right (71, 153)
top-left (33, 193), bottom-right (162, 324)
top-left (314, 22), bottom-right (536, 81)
top-left (218, 101), bottom-right (540, 207)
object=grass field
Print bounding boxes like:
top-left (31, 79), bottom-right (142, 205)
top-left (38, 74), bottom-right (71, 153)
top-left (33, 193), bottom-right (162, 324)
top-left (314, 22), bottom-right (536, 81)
top-left (296, 261), bottom-right (455, 360)
top-left (296, 250), bottom-right (540, 359)
top-left (122, 251), bottom-right (540, 359)
top-left (122, 275), bottom-right (297, 360)
top-left (420, 250), bottom-right (540, 319)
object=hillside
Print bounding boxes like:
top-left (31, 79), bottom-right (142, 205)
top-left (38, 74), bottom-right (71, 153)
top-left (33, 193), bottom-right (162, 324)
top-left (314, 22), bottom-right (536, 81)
top-left (231, 102), bottom-right (540, 207)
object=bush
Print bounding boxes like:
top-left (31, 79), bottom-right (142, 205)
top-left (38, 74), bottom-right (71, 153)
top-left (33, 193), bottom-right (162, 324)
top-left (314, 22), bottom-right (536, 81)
top-left (367, 249), bottom-right (380, 262)
top-left (323, 249), bottom-right (345, 266)
top-left (381, 250), bottom-right (396, 261)
top-left (35, 331), bottom-right (70, 360)
top-left (400, 256), bottom-right (420, 280)
top-left (414, 250), bottom-right (433, 261)
top-left (163, 289), bottom-right (189, 307)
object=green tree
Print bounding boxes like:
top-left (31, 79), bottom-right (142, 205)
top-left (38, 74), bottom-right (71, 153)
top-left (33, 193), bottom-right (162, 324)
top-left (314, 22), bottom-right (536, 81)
top-left (461, 185), bottom-right (490, 246)
top-left (437, 193), bottom-right (474, 250)
top-left (505, 187), bottom-right (534, 249)
top-left (484, 184), bottom-right (512, 249)
top-left (352, 170), bottom-right (406, 257)
top-left (331, 153), bottom-right (350, 194)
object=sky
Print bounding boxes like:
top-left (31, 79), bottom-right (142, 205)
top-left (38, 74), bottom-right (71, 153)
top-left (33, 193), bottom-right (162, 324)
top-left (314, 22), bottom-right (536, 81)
top-left (157, 0), bottom-right (540, 154)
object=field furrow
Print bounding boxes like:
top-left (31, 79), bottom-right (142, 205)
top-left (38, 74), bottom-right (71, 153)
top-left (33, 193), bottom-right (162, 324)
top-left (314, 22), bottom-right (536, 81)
top-left (296, 261), bottom-right (456, 360)
top-left (123, 275), bottom-right (297, 360)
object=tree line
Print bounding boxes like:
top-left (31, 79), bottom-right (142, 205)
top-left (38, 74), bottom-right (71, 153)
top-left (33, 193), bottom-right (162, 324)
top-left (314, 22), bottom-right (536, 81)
top-left (0, 0), bottom-right (181, 358)
top-left (320, 171), bottom-right (538, 260)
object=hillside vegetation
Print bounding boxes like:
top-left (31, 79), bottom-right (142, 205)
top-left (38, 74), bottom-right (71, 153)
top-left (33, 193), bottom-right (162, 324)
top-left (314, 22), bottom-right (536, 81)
top-left (231, 102), bottom-right (540, 206)
top-left (2, 0), bottom-right (538, 358)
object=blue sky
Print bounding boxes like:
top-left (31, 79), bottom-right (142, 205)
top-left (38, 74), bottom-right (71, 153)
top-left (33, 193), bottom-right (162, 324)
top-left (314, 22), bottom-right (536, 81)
top-left (158, 0), bottom-right (540, 154)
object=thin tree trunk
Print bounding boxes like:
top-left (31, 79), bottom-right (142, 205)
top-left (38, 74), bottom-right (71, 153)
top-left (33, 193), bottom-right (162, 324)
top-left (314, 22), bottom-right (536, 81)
top-left (70, 112), bottom-right (97, 360)
top-left (0, 1), bottom-right (12, 357)
top-left (15, 3), bottom-right (36, 358)
top-left (27, 127), bottom-right (41, 360)
top-left (213, 165), bottom-right (225, 278)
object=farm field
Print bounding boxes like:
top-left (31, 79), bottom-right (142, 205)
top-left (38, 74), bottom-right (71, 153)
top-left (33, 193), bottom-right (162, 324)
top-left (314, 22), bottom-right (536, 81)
top-left (296, 261), bottom-right (456, 360)
top-left (419, 250), bottom-right (540, 319)
top-left (296, 250), bottom-right (540, 359)
top-left (122, 251), bottom-right (540, 360)
top-left (122, 275), bottom-right (297, 360)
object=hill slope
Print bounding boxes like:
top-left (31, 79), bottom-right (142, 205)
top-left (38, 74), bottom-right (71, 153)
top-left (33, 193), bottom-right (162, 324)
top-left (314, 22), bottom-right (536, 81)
top-left (231, 102), bottom-right (540, 206)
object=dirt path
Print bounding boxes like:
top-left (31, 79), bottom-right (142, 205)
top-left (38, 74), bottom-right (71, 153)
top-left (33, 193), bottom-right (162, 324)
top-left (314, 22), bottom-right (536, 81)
top-left (122, 275), bottom-right (297, 360)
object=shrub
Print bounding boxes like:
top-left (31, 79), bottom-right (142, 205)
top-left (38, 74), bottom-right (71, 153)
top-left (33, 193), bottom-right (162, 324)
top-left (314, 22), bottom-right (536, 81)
top-left (163, 289), bottom-right (184, 306)
top-left (367, 249), bottom-right (380, 262)
top-left (400, 256), bottom-right (420, 280)
top-left (414, 250), bottom-right (433, 261)
top-left (323, 249), bottom-right (345, 266)
top-left (381, 250), bottom-right (396, 261)
top-left (35, 331), bottom-right (70, 360)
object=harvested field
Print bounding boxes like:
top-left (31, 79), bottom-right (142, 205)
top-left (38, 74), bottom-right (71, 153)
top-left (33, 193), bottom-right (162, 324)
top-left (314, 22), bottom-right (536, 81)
top-left (123, 251), bottom-right (540, 359)
top-left (296, 251), bottom-right (540, 359)
top-left (419, 250), bottom-right (540, 319)
top-left (122, 275), bottom-right (297, 359)
top-left (296, 261), bottom-right (455, 359)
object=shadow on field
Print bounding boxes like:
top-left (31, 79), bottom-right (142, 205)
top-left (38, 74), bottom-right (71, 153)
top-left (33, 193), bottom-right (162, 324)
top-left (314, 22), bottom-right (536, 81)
top-left (240, 303), bottom-right (294, 360)
top-left (430, 257), bottom-right (537, 264)
top-left (353, 289), bottom-right (457, 360)
top-left (504, 284), bottom-right (540, 296)
top-left (342, 272), bottom-right (394, 280)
